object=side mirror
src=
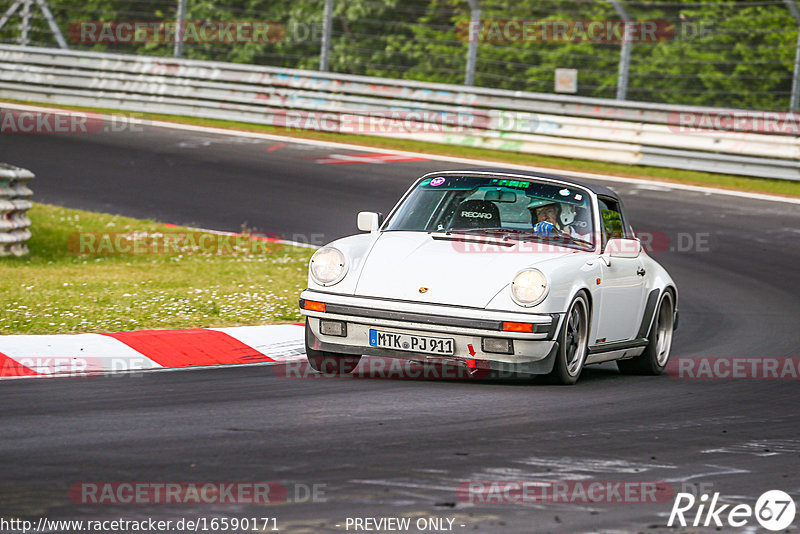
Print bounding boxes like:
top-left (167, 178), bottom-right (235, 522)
top-left (357, 212), bottom-right (382, 233)
top-left (603, 237), bottom-right (641, 262)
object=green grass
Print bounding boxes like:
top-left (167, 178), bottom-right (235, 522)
top-left (0, 204), bottom-right (314, 335)
top-left (5, 98), bottom-right (800, 198)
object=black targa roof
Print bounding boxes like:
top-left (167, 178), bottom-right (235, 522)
top-left (428, 168), bottom-right (621, 200)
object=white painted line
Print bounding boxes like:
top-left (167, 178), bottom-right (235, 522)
top-left (3, 101), bottom-right (800, 206)
top-left (2, 359), bottom-right (296, 380)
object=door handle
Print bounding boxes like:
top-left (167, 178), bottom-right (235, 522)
top-left (637, 267), bottom-right (646, 277)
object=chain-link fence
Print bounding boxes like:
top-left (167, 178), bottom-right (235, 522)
top-left (0, 0), bottom-right (798, 111)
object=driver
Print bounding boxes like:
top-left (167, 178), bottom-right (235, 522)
top-left (533, 202), bottom-right (567, 236)
top-left (533, 203), bottom-right (560, 234)
top-left (532, 202), bottom-right (585, 238)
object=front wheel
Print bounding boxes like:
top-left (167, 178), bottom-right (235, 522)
top-left (617, 291), bottom-right (675, 376)
top-left (545, 293), bottom-right (590, 385)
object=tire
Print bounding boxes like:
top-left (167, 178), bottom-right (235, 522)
top-left (545, 292), bottom-right (590, 385)
top-left (305, 325), bottom-right (362, 376)
top-left (617, 291), bottom-right (675, 376)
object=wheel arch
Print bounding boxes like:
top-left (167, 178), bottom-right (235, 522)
top-left (555, 286), bottom-right (593, 339)
top-left (575, 287), bottom-right (593, 319)
top-left (638, 285), bottom-right (677, 340)
top-left (663, 284), bottom-right (678, 307)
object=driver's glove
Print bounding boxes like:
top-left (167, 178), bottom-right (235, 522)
top-left (533, 221), bottom-right (556, 235)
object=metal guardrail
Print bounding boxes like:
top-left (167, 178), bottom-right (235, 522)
top-left (1, 45), bottom-right (798, 181)
top-left (0, 163), bottom-right (34, 257)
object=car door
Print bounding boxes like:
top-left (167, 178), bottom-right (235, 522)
top-left (592, 197), bottom-right (647, 344)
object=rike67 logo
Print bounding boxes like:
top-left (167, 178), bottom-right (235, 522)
top-left (668, 490), bottom-right (796, 531)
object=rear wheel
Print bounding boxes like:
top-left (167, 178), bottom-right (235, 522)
top-left (545, 293), bottom-right (590, 385)
top-left (617, 291), bottom-right (675, 375)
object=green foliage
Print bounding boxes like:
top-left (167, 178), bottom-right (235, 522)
top-left (601, 209), bottom-right (624, 240)
top-left (1, 0), bottom-right (796, 109)
top-left (0, 203), bottom-right (313, 334)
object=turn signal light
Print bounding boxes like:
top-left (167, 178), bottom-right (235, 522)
top-left (302, 300), bottom-right (326, 312)
top-left (482, 338), bottom-right (514, 354)
top-left (502, 321), bottom-right (534, 333)
top-left (320, 319), bottom-right (346, 337)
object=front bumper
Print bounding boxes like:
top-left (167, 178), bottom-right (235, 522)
top-left (300, 290), bottom-right (562, 375)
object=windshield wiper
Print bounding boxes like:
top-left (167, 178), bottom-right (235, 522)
top-left (445, 227), bottom-right (518, 236)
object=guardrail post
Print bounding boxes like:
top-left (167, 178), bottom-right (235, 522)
top-left (18, 0), bottom-right (31, 46)
top-left (319, 0), bottom-right (334, 71)
top-left (464, 0), bottom-right (481, 86)
top-left (173, 0), bottom-right (188, 58)
top-left (783, 0), bottom-right (800, 112)
top-left (609, 0), bottom-right (632, 101)
top-left (34, 0), bottom-right (67, 49)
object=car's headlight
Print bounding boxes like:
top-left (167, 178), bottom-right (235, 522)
top-left (511, 268), bottom-right (549, 306)
top-left (310, 247), bottom-right (347, 286)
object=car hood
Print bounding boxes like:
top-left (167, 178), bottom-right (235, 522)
top-left (354, 231), bottom-right (573, 308)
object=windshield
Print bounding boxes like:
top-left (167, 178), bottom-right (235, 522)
top-left (384, 175), bottom-right (595, 249)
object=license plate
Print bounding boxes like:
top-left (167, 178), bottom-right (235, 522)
top-left (369, 329), bottom-right (454, 355)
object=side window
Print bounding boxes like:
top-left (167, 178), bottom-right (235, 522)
top-left (597, 197), bottom-right (626, 245)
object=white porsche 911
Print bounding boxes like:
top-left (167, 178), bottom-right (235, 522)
top-left (299, 169), bottom-right (678, 384)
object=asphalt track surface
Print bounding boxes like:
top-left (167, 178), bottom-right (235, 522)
top-left (1, 125), bottom-right (800, 533)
